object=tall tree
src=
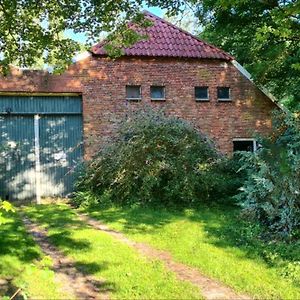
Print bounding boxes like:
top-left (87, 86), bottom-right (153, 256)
top-left (198, 0), bottom-right (300, 107)
top-left (0, 0), bottom-right (298, 107)
top-left (0, 0), bottom-right (183, 72)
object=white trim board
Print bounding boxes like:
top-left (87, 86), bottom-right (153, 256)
top-left (233, 138), bottom-right (258, 152)
top-left (34, 114), bottom-right (41, 204)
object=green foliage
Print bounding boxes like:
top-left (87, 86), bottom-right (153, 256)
top-left (1, 0), bottom-right (297, 105)
top-left (0, 0), bottom-right (182, 72)
top-left (0, 143), bottom-right (15, 225)
top-left (0, 210), bottom-right (70, 299)
top-left (199, 0), bottom-right (300, 105)
top-left (236, 112), bottom-right (300, 239)
top-left (204, 156), bottom-right (246, 203)
top-left (75, 108), bottom-right (241, 207)
top-left (0, 200), bottom-right (14, 225)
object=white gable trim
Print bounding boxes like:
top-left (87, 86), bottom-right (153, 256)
top-left (233, 138), bottom-right (258, 152)
top-left (72, 51), bottom-right (91, 63)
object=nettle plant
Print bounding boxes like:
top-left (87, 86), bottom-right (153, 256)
top-left (236, 112), bottom-right (300, 240)
top-left (75, 107), bottom-right (240, 208)
top-left (0, 200), bottom-right (15, 224)
top-left (0, 144), bottom-right (14, 223)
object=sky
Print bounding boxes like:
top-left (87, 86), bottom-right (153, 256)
top-left (65, 6), bottom-right (167, 44)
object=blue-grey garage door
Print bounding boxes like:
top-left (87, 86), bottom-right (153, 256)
top-left (0, 95), bottom-right (83, 201)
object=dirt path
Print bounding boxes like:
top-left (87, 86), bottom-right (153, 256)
top-left (78, 213), bottom-right (251, 300)
top-left (22, 216), bottom-right (109, 300)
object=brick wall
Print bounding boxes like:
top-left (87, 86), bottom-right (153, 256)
top-left (0, 56), bottom-right (277, 158)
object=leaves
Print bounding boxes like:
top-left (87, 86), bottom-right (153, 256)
top-left (74, 107), bottom-right (240, 207)
top-left (0, 200), bottom-right (15, 225)
top-left (199, 0), bottom-right (300, 106)
top-left (236, 112), bottom-right (300, 240)
top-left (0, 0), bottom-right (182, 72)
top-left (1, 200), bottom-right (15, 212)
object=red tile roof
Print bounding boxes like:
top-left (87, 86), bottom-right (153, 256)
top-left (91, 11), bottom-right (233, 61)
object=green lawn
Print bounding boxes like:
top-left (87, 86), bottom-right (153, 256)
top-left (82, 204), bottom-right (300, 299)
top-left (24, 204), bottom-right (201, 299)
top-left (0, 211), bottom-right (72, 299)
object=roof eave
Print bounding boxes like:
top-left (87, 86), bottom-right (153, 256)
top-left (91, 52), bottom-right (232, 61)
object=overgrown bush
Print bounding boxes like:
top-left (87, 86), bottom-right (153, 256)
top-left (236, 112), bottom-right (300, 240)
top-left (75, 108), bottom-right (242, 208)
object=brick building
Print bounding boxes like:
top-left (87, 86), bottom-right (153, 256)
top-left (0, 12), bottom-right (278, 200)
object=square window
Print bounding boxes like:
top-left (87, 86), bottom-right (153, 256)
top-left (233, 139), bottom-right (257, 152)
top-left (126, 85), bottom-right (141, 100)
top-left (150, 86), bottom-right (165, 100)
top-left (195, 87), bottom-right (209, 100)
top-left (217, 87), bottom-right (231, 100)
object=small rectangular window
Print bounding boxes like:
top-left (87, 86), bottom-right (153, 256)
top-left (150, 86), bottom-right (165, 100)
top-left (126, 85), bottom-right (141, 100)
top-left (217, 87), bottom-right (231, 101)
top-left (233, 139), bottom-right (257, 152)
top-left (195, 87), bottom-right (209, 101)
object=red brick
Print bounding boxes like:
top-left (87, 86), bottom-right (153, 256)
top-left (0, 56), bottom-right (277, 159)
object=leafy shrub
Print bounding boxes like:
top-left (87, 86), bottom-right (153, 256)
top-left (206, 156), bottom-right (247, 203)
top-left (75, 108), bottom-right (242, 208)
top-left (236, 112), bottom-right (300, 240)
top-left (281, 261), bottom-right (300, 285)
top-left (0, 200), bottom-right (15, 224)
top-left (0, 144), bottom-right (14, 223)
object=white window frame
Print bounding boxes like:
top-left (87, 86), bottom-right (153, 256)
top-left (217, 87), bottom-right (231, 101)
top-left (126, 85), bottom-right (142, 101)
top-left (195, 86), bottom-right (209, 101)
top-left (233, 138), bottom-right (258, 152)
top-left (150, 86), bottom-right (166, 101)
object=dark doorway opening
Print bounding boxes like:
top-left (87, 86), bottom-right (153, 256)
top-left (233, 140), bottom-right (255, 152)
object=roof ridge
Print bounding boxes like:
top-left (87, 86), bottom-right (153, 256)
top-left (91, 10), bottom-right (233, 61)
top-left (142, 10), bottom-right (233, 60)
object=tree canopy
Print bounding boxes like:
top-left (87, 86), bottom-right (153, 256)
top-left (0, 0), bottom-right (298, 106)
top-left (198, 0), bottom-right (300, 107)
top-left (0, 0), bottom-right (183, 72)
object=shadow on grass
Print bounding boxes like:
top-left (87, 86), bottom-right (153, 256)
top-left (24, 204), bottom-right (117, 295)
top-left (0, 278), bottom-right (25, 299)
top-left (25, 204), bottom-right (93, 253)
top-left (0, 211), bottom-right (41, 298)
top-left (83, 203), bottom-right (300, 269)
top-left (49, 231), bottom-right (91, 251)
top-left (187, 205), bottom-right (300, 266)
top-left (85, 205), bottom-right (180, 235)
top-left (0, 212), bottom-right (40, 263)
top-left (25, 204), bottom-right (85, 230)
top-left (75, 261), bottom-right (109, 275)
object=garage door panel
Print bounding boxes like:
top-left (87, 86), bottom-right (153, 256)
top-left (39, 114), bottom-right (83, 197)
top-left (0, 96), bottom-right (83, 201)
top-left (0, 96), bottom-right (82, 114)
top-left (0, 115), bottom-right (36, 200)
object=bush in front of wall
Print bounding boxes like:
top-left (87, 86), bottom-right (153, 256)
top-left (75, 107), bottom-right (242, 208)
top-left (236, 112), bottom-right (300, 240)
top-left (202, 155), bottom-right (247, 204)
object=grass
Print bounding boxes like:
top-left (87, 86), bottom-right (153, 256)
top-left (24, 204), bottom-right (201, 299)
top-left (82, 203), bottom-right (300, 299)
top-left (0, 210), bottom-right (72, 299)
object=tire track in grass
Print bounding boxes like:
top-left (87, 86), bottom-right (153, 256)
top-left (22, 216), bottom-right (109, 300)
top-left (23, 205), bottom-right (202, 299)
top-left (78, 213), bottom-right (251, 300)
